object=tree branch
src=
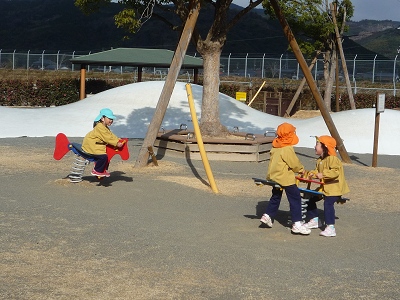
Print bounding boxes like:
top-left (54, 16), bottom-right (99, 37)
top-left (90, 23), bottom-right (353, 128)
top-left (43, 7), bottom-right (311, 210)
top-left (226, 0), bottom-right (263, 31)
top-left (151, 12), bottom-right (180, 31)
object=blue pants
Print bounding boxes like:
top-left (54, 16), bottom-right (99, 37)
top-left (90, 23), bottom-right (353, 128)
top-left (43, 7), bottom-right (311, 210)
top-left (92, 154), bottom-right (109, 173)
top-left (306, 196), bottom-right (340, 225)
top-left (265, 184), bottom-right (303, 223)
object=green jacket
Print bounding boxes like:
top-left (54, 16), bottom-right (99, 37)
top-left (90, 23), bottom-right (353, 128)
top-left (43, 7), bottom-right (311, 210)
top-left (267, 146), bottom-right (304, 187)
top-left (81, 123), bottom-right (119, 155)
top-left (311, 156), bottom-right (350, 196)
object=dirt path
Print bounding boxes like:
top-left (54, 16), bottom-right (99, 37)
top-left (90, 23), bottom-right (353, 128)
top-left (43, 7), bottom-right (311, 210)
top-left (1, 138), bottom-right (399, 213)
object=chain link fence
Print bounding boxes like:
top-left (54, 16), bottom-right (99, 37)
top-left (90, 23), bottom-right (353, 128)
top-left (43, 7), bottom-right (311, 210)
top-left (1, 50), bottom-right (398, 96)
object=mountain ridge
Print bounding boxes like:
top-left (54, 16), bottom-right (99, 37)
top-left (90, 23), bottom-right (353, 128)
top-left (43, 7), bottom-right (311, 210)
top-left (0, 0), bottom-right (397, 59)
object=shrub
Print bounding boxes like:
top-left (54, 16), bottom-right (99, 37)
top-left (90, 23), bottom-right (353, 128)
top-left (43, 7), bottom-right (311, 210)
top-left (0, 78), bottom-right (130, 107)
top-left (338, 93), bottom-right (399, 110)
top-left (219, 83), bottom-right (241, 99)
top-left (1, 79), bottom-right (398, 111)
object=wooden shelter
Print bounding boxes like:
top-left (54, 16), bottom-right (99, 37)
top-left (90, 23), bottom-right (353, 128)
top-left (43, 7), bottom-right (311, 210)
top-left (70, 48), bottom-right (203, 99)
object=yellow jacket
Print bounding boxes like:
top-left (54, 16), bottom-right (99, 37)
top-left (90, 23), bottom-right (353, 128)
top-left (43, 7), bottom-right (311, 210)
top-left (81, 123), bottom-right (120, 155)
top-left (311, 156), bottom-right (350, 196)
top-left (267, 146), bottom-right (304, 187)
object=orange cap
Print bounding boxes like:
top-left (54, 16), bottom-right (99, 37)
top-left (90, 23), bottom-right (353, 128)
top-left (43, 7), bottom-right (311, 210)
top-left (272, 123), bottom-right (299, 148)
top-left (318, 135), bottom-right (337, 156)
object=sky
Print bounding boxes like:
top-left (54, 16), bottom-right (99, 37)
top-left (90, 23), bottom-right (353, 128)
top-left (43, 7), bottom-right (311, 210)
top-left (232, 0), bottom-right (400, 22)
top-left (1, 81), bottom-right (400, 155)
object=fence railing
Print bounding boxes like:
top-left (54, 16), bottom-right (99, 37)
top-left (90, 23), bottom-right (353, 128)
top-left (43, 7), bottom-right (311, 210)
top-left (1, 50), bottom-right (398, 95)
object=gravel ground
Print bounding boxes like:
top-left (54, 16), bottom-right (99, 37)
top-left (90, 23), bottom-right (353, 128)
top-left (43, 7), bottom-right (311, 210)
top-left (0, 137), bottom-right (399, 300)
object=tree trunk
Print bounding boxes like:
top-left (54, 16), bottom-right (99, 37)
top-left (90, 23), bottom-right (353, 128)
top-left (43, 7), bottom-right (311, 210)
top-left (197, 44), bottom-right (229, 137)
top-left (324, 48), bottom-right (337, 111)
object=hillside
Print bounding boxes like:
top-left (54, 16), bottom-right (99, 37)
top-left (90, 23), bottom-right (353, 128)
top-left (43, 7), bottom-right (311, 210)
top-left (347, 20), bottom-right (400, 58)
top-left (0, 0), bottom-right (392, 59)
top-left (0, 0), bottom-right (287, 54)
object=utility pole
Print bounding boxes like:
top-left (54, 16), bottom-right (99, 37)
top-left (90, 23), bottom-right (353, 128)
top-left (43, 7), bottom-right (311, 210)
top-left (269, 0), bottom-right (352, 163)
top-left (134, 2), bottom-right (200, 168)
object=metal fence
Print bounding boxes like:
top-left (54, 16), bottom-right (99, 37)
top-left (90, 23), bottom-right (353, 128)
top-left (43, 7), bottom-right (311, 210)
top-left (1, 50), bottom-right (399, 95)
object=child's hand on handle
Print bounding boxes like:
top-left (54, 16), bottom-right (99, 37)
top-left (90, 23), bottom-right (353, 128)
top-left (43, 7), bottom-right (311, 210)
top-left (315, 172), bottom-right (323, 179)
top-left (307, 172), bottom-right (323, 181)
top-left (308, 172), bottom-right (317, 179)
top-left (298, 169), bottom-right (307, 178)
top-left (116, 139), bottom-right (126, 148)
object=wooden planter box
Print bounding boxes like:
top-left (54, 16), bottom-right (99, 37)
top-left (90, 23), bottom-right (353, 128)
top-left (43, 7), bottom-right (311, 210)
top-left (154, 129), bottom-right (274, 162)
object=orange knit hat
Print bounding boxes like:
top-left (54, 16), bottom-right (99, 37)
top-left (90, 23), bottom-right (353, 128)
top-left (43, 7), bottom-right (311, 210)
top-left (272, 123), bottom-right (299, 148)
top-left (317, 135), bottom-right (337, 156)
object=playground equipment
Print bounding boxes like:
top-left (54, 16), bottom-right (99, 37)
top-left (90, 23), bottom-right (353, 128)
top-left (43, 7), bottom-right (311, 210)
top-left (253, 174), bottom-right (349, 222)
top-left (53, 133), bottom-right (129, 183)
top-left (295, 175), bottom-right (325, 220)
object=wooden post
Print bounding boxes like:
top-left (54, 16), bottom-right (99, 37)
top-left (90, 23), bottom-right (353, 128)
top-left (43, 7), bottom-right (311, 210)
top-left (193, 68), bottom-right (199, 84)
top-left (134, 3), bottom-right (200, 168)
top-left (331, 3), bottom-right (356, 110)
top-left (248, 89), bottom-right (253, 105)
top-left (372, 93), bottom-right (385, 167)
top-left (278, 92), bottom-right (282, 116)
top-left (79, 64), bottom-right (86, 100)
top-left (263, 91), bottom-right (267, 113)
top-left (372, 112), bottom-right (380, 167)
top-left (138, 66), bottom-right (143, 82)
top-left (269, 0), bottom-right (352, 163)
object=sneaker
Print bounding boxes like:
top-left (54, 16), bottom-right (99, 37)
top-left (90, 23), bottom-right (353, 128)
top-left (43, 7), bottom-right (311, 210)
top-left (91, 169), bottom-right (110, 177)
top-left (260, 214), bottom-right (273, 227)
top-left (292, 223), bottom-right (311, 235)
top-left (304, 218), bottom-right (319, 229)
top-left (320, 225), bottom-right (336, 237)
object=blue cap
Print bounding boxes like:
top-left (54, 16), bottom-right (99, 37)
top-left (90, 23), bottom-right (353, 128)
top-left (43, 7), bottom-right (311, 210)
top-left (94, 108), bottom-right (116, 122)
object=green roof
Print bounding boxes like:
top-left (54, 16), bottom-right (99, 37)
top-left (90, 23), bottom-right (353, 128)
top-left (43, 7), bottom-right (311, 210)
top-left (70, 48), bottom-right (203, 68)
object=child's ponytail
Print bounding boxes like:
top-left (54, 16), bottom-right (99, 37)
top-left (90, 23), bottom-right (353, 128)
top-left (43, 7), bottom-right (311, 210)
top-left (320, 143), bottom-right (329, 159)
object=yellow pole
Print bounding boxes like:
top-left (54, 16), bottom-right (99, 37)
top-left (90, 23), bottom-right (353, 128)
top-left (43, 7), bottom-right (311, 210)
top-left (248, 81), bottom-right (266, 107)
top-left (185, 83), bottom-right (219, 193)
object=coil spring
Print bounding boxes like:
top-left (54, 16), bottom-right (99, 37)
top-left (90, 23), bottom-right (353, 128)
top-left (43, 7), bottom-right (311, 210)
top-left (69, 155), bottom-right (89, 183)
top-left (287, 197), bottom-right (309, 225)
top-left (301, 198), bottom-right (309, 221)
